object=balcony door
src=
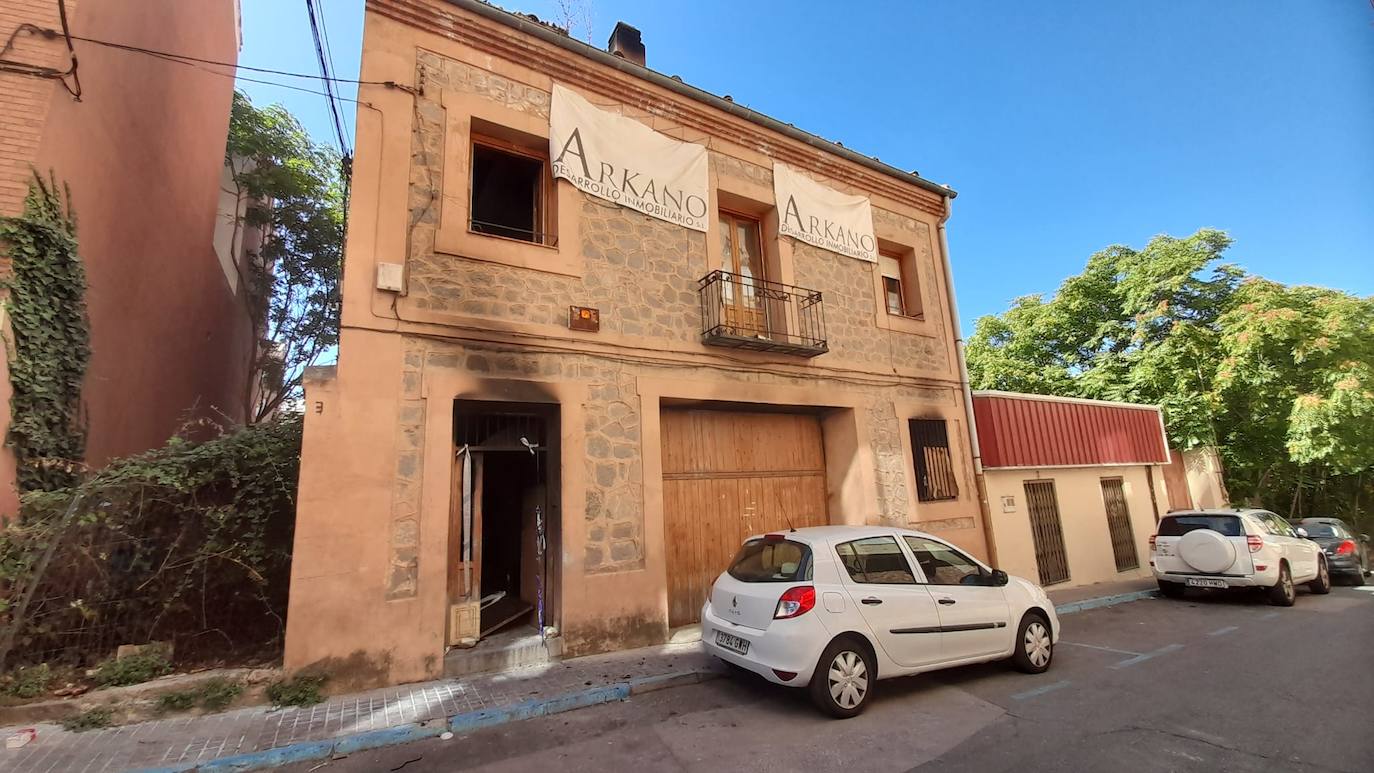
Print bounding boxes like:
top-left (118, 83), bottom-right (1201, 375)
top-left (718, 211), bottom-right (768, 338)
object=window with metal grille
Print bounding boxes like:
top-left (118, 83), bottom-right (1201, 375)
top-left (1100, 478), bottom-right (1140, 572)
top-left (1024, 479), bottom-right (1070, 585)
top-left (910, 419), bottom-right (959, 502)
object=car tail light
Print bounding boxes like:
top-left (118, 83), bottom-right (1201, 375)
top-left (1247, 535), bottom-right (1263, 553)
top-left (774, 586), bottom-right (815, 619)
top-left (763, 533), bottom-right (786, 543)
top-left (1148, 534), bottom-right (1157, 551)
top-left (1255, 564), bottom-right (1267, 571)
top-left (772, 669), bottom-right (798, 681)
top-left (1335, 539), bottom-right (1356, 556)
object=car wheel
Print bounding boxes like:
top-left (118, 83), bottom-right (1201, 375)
top-left (1308, 558), bottom-right (1331, 595)
top-left (1268, 563), bottom-right (1296, 607)
top-left (1011, 612), bottom-right (1053, 674)
top-left (1157, 580), bottom-right (1186, 599)
top-left (809, 637), bottom-right (874, 719)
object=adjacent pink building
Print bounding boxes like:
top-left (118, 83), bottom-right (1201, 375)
top-left (0, 0), bottom-right (253, 514)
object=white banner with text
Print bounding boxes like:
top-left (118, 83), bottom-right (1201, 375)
top-left (550, 84), bottom-right (709, 232)
top-left (773, 162), bottom-right (877, 263)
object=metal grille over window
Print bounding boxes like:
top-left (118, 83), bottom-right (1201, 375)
top-left (1024, 480), bottom-right (1071, 585)
top-left (909, 419), bottom-right (959, 502)
top-left (1100, 478), bottom-right (1140, 572)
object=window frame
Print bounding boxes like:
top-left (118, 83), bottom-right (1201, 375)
top-left (909, 418), bottom-right (960, 503)
top-left (878, 249), bottom-right (922, 320)
top-left (833, 536), bottom-right (919, 585)
top-left (468, 133), bottom-right (556, 248)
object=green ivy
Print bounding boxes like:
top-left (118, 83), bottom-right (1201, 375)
top-left (0, 173), bottom-right (91, 494)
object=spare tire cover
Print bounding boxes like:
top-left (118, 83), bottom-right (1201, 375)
top-left (1179, 529), bottom-right (1237, 573)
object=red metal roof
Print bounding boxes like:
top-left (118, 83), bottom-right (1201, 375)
top-left (972, 391), bottom-right (1169, 469)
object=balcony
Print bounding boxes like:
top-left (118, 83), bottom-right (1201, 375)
top-left (698, 270), bottom-right (829, 357)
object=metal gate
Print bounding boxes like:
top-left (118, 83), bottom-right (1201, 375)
top-left (1023, 480), bottom-right (1070, 585)
top-left (1100, 478), bottom-right (1139, 572)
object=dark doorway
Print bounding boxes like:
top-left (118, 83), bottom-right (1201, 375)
top-left (449, 401), bottom-right (560, 646)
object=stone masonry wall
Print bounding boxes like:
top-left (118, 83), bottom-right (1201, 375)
top-left (383, 49), bottom-right (966, 584)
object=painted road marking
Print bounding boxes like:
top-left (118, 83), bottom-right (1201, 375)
top-left (1208, 625), bottom-right (1239, 637)
top-left (1058, 641), bottom-right (1141, 657)
top-left (1112, 643), bottom-right (1183, 669)
top-left (1261, 611), bottom-right (1281, 620)
top-left (1011, 680), bottom-right (1071, 701)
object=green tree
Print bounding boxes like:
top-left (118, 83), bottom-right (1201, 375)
top-left (966, 229), bottom-right (1374, 527)
top-left (225, 91), bottom-right (343, 422)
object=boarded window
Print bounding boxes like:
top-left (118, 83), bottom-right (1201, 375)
top-left (1100, 478), bottom-right (1139, 572)
top-left (1024, 480), bottom-right (1070, 585)
top-left (910, 419), bottom-right (958, 502)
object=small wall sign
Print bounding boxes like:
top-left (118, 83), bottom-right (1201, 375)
top-left (1000, 495), bottom-right (1016, 513)
top-left (569, 305), bottom-right (600, 332)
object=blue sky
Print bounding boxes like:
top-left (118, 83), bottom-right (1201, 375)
top-left (238, 0), bottom-right (1374, 330)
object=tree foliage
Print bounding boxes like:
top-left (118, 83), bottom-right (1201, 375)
top-left (226, 91), bottom-right (342, 422)
top-left (967, 229), bottom-right (1374, 525)
top-left (0, 415), bottom-right (301, 670)
top-left (0, 174), bottom-right (91, 493)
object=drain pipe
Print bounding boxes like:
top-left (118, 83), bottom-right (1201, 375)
top-left (935, 194), bottom-right (999, 567)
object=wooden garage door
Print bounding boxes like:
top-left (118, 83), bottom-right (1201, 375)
top-left (661, 409), bottom-right (828, 627)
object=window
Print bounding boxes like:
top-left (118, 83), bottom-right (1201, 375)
top-left (879, 250), bottom-right (922, 318)
top-left (1158, 514), bottom-right (1243, 537)
top-left (910, 419), bottom-right (959, 502)
top-left (727, 538), bottom-right (812, 583)
top-left (834, 536), bottom-right (916, 584)
top-left (903, 536), bottom-right (985, 585)
top-left (718, 210), bottom-right (768, 337)
top-left (470, 137), bottom-right (551, 245)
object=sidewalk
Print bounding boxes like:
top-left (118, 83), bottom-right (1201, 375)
top-left (1047, 576), bottom-right (1159, 613)
top-left (0, 580), bottom-right (1158, 773)
top-left (0, 641), bottom-right (720, 773)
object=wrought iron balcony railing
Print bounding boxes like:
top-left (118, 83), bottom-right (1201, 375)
top-left (698, 270), bottom-right (828, 357)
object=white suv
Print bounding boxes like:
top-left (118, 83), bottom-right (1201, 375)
top-left (1150, 509), bottom-right (1330, 606)
top-left (701, 526), bottom-right (1059, 718)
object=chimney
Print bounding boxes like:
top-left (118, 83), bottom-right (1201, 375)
top-left (607, 22), bottom-right (645, 67)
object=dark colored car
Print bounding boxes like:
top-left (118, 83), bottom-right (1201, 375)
top-left (1295, 518), bottom-right (1370, 585)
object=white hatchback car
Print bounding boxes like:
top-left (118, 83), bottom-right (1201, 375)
top-left (701, 526), bottom-right (1059, 717)
top-left (1150, 509), bottom-right (1330, 605)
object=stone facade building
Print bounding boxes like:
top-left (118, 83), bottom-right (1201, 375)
top-left (285, 0), bottom-right (993, 687)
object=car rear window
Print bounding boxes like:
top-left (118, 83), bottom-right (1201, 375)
top-left (1298, 521), bottom-right (1343, 538)
top-left (1159, 514), bottom-right (1243, 537)
top-left (727, 538), bottom-right (811, 583)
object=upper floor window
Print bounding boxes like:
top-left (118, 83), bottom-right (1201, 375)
top-left (470, 134), bottom-right (555, 246)
top-left (880, 250), bottom-right (923, 319)
top-left (910, 418), bottom-right (959, 502)
top-left (717, 210), bottom-right (767, 336)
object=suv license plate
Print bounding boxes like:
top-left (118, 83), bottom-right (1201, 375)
top-left (715, 631), bottom-right (749, 655)
top-left (1186, 578), bottom-right (1227, 589)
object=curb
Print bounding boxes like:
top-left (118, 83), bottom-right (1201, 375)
top-left (134, 668), bottom-right (717, 773)
top-left (1054, 588), bottom-right (1159, 616)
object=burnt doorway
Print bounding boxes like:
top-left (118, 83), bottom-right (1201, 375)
top-left (449, 402), bottom-right (560, 647)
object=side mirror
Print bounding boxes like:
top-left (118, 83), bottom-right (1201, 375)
top-left (1295, 527), bottom-right (1309, 539)
top-left (991, 569), bottom-right (1010, 587)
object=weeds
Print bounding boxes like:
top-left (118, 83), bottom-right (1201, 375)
top-left (2, 664), bottom-right (52, 699)
top-left (93, 652), bottom-right (172, 687)
top-left (156, 677), bottom-right (244, 714)
top-left (61, 707), bottom-right (113, 732)
top-left (266, 674), bottom-right (325, 707)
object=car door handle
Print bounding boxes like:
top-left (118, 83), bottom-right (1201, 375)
top-left (861, 597), bottom-right (883, 605)
top-left (937, 597), bottom-right (956, 605)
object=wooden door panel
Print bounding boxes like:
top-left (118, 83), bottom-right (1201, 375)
top-left (661, 410), bottom-right (827, 627)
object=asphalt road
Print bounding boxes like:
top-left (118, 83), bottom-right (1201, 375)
top-left (287, 584), bottom-right (1374, 773)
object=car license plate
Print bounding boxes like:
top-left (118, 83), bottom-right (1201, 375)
top-left (1186, 577), bottom-right (1227, 589)
top-left (715, 630), bottom-right (749, 655)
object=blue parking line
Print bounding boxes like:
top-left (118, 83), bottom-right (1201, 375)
top-left (1112, 643), bottom-right (1183, 669)
top-left (1011, 680), bottom-right (1071, 700)
top-left (1208, 625), bottom-right (1239, 637)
